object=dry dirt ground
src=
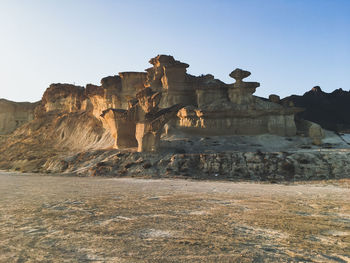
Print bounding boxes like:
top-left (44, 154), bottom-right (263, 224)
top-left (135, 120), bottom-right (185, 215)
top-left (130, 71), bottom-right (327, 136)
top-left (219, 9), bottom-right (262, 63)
top-left (0, 172), bottom-right (349, 263)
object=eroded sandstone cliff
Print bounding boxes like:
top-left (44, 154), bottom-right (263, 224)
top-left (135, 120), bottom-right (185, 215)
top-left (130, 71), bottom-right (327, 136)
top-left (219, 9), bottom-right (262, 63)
top-left (0, 55), bottom-right (349, 181)
top-left (0, 99), bottom-right (39, 135)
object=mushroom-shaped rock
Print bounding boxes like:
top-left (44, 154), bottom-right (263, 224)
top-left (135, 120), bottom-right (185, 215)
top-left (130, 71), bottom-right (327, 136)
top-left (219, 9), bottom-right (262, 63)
top-left (229, 68), bottom-right (251, 81)
top-left (229, 68), bottom-right (260, 90)
top-left (228, 68), bottom-right (260, 104)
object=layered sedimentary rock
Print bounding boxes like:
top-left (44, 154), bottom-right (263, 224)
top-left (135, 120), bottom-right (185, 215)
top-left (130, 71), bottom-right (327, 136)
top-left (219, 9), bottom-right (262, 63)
top-left (0, 99), bottom-right (39, 135)
top-left (2, 54), bottom-right (335, 177)
top-left (119, 72), bottom-right (147, 108)
top-left (178, 69), bottom-right (302, 136)
top-left (37, 55), bottom-right (303, 139)
top-left (282, 86), bottom-right (350, 132)
top-left (145, 55), bottom-right (197, 107)
top-left (41, 79), bottom-right (122, 118)
top-left (100, 109), bottom-right (138, 149)
top-left (83, 76), bottom-right (122, 117)
top-left (101, 87), bottom-right (182, 152)
top-left (39, 73), bottom-right (146, 118)
top-left (42, 84), bottom-right (85, 113)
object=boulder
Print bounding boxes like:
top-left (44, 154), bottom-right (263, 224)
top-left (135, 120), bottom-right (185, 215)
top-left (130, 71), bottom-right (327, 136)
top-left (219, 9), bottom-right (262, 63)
top-left (295, 118), bottom-right (325, 145)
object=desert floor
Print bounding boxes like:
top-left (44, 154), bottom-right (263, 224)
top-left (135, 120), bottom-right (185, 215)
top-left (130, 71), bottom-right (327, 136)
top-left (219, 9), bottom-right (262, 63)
top-left (0, 172), bottom-right (349, 262)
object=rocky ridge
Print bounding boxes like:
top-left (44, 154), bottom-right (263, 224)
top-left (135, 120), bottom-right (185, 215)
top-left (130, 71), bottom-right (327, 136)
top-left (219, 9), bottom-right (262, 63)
top-left (282, 86), bottom-right (350, 132)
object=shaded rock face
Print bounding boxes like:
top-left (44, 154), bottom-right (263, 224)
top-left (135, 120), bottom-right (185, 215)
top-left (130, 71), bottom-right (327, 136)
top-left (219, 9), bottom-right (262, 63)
top-left (0, 99), bottom-right (39, 135)
top-left (145, 55), bottom-right (196, 107)
top-left (295, 118), bottom-right (324, 145)
top-left (100, 109), bottom-right (138, 149)
top-left (119, 72), bottom-right (147, 108)
top-left (282, 86), bottom-right (350, 132)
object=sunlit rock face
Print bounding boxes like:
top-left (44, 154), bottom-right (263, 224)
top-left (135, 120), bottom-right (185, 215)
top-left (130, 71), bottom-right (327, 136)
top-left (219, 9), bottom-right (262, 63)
top-left (83, 76), bottom-right (122, 118)
top-left (42, 84), bottom-right (85, 113)
top-left (0, 99), bottom-right (39, 135)
top-left (40, 73), bottom-right (147, 118)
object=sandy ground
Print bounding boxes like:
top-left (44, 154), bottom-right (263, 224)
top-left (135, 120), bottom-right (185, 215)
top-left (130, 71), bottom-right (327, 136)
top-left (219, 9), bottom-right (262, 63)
top-left (0, 172), bottom-right (349, 262)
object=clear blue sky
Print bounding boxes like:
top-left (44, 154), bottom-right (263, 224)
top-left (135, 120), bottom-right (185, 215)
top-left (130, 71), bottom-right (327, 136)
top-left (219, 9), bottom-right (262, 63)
top-left (0, 0), bottom-right (349, 102)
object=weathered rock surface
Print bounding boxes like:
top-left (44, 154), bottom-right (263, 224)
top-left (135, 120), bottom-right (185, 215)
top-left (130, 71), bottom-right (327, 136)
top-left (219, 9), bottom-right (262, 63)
top-left (177, 69), bottom-right (302, 136)
top-left (282, 86), bottom-right (350, 132)
top-left (100, 109), bottom-right (138, 149)
top-left (0, 111), bottom-right (113, 173)
top-left (36, 147), bottom-right (350, 181)
top-left (295, 118), bottom-right (325, 145)
top-left (1, 55), bottom-right (349, 181)
top-left (101, 87), bottom-right (182, 152)
top-left (0, 99), bottom-right (39, 135)
top-left (83, 76), bottom-right (122, 117)
top-left (119, 72), bottom-right (147, 107)
top-left (145, 55), bottom-right (196, 107)
top-left (40, 74), bottom-right (145, 118)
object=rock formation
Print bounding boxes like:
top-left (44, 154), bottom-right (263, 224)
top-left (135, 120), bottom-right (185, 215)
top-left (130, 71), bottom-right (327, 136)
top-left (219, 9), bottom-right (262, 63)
top-left (2, 54), bottom-right (341, 178)
top-left (35, 55), bottom-right (303, 140)
top-left (83, 76), bottom-right (122, 117)
top-left (41, 84), bottom-right (85, 113)
top-left (119, 72), bottom-right (147, 108)
top-left (295, 118), bottom-right (324, 145)
top-left (101, 87), bottom-right (182, 152)
top-left (145, 55), bottom-right (197, 108)
top-left (38, 73), bottom-right (146, 118)
top-left (177, 69), bottom-right (302, 136)
top-left (0, 99), bottom-right (39, 135)
top-left (100, 109), bottom-right (138, 149)
top-left (1, 55), bottom-right (308, 151)
top-left (282, 86), bottom-right (350, 132)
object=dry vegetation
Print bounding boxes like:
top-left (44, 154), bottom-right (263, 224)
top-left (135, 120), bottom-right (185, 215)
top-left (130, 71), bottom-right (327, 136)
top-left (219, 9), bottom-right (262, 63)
top-left (0, 173), bottom-right (349, 262)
